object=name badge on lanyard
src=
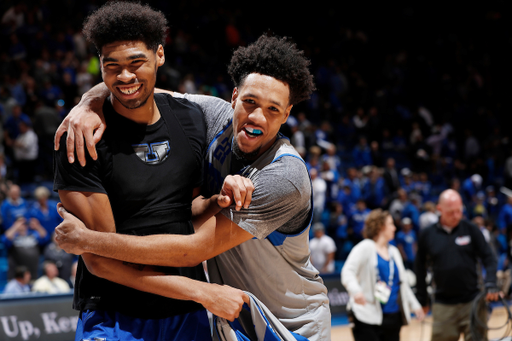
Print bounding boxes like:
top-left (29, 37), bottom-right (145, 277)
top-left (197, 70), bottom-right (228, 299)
top-left (375, 253), bottom-right (394, 304)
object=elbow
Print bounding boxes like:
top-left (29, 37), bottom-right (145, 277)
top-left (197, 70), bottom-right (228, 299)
top-left (82, 254), bottom-right (109, 278)
top-left (181, 253), bottom-right (204, 267)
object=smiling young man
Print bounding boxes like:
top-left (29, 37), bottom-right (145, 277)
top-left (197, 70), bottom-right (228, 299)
top-left (55, 34), bottom-right (332, 340)
top-left (53, 2), bottom-right (251, 341)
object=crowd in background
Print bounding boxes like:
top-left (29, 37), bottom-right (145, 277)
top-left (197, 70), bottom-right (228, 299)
top-left (0, 1), bottom-right (510, 293)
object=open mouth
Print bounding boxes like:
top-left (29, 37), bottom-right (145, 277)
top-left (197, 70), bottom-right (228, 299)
top-left (118, 84), bottom-right (142, 95)
top-left (244, 127), bottom-right (263, 138)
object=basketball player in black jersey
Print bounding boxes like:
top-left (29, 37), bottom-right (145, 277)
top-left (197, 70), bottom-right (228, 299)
top-left (53, 2), bottom-right (247, 341)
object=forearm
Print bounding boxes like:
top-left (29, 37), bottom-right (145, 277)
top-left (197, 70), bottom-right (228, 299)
top-left (75, 214), bottom-right (252, 267)
top-left (79, 222), bottom-right (215, 267)
top-left (79, 82), bottom-right (110, 108)
top-left (191, 195), bottom-right (222, 231)
top-left (86, 253), bottom-right (210, 304)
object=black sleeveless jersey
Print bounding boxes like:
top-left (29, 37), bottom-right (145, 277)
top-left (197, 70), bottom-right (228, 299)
top-left (54, 93), bottom-right (207, 319)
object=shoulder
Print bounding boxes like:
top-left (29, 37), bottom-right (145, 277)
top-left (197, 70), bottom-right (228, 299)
top-left (156, 93), bottom-right (204, 122)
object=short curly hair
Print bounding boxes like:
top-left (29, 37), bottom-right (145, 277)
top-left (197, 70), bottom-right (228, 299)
top-left (363, 209), bottom-right (391, 240)
top-left (82, 1), bottom-right (168, 53)
top-left (228, 34), bottom-right (316, 106)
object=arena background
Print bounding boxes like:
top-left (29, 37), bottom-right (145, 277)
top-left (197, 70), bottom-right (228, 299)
top-left (0, 1), bottom-right (511, 340)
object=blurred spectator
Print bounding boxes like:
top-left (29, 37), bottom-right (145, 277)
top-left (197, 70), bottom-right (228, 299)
top-left (399, 168), bottom-right (414, 194)
top-left (3, 103), bottom-right (30, 151)
top-left (1, 184), bottom-right (28, 231)
top-left (44, 232), bottom-right (75, 283)
top-left (352, 136), bottom-right (372, 168)
top-left (3, 266), bottom-right (31, 295)
top-left (320, 144), bottom-right (342, 174)
top-left (485, 186), bottom-right (501, 222)
top-left (310, 222), bottom-right (337, 274)
top-left (344, 167), bottom-right (363, 203)
top-left (32, 260), bottom-right (71, 294)
top-left (1, 216), bottom-right (47, 280)
top-left (419, 201), bottom-right (439, 230)
top-left (29, 186), bottom-right (61, 241)
top-left (362, 166), bottom-right (385, 209)
top-left (315, 121), bottom-right (334, 150)
top-left (350, 199), bottom-right (371, 242)
top-left (401, 194), bottom-right (421, 231)
top-left (395, 217), bottom-right (417, 270)
top-left (12, 117), bottom-right (38, 184)
top-left (497, 194), bottom-right (512, 233)
top-left (383, 158), bottom-right (400, 201)
top-left (389, 188), bottom-right (408, 223)
top-left (461, 174), bottom-right (483, 206)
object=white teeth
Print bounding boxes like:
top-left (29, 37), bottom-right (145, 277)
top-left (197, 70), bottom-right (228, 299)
top-left (119, 85), bottom-right (141, 94)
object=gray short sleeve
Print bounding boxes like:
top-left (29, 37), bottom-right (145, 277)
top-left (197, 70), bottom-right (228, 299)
top-left (221, 156), bottom-right (312, 239)
top-left (172, 93), bottom-right (233, 146)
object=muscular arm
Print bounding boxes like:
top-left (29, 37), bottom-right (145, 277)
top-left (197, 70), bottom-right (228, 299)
top-left (58, 190), bottom-right (248, 319)
top-left (57, 205), bottom-right (253, 267)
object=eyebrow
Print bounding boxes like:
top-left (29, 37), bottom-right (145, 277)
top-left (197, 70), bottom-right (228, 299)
top-left (243, 93), bottom-right (284, 108)
top-left (102, 53), bottom-right (148, 63)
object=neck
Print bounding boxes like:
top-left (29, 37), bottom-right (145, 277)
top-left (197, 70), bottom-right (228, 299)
top-left (375, 236), bottom-right (389, 248)
top-left (111, 93), bottom-right (160, 125)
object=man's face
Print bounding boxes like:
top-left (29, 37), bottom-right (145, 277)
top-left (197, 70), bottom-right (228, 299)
top-left (231, 73), bottom-right (292, 160)
top-left (438, 198), bottom-right (463, 228)
top-left (100, 41), bottom-right (164, 112)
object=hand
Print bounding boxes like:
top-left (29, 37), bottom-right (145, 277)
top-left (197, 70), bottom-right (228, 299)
top-left (200, 283), bottom-right (250, 321)
top-left (353, 292), bottom-right (366, 305)
top-left (422, 306), bottom-right (430, 315)
top-left (414, 307), bottom-right (425, 321)
top-left (54, 203), bottom-right (89, 255)
top-left (219, 175), bottom-right (255, 211)
top-left (485, 287), bottom-right (502, 302)
top-left (54, 98), bottom-right (106, 166)
top-left (28, 217), bottom-right (41, 230)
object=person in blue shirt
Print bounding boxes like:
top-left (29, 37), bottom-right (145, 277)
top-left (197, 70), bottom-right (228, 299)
top-left (395, 217), bottom-right (417, 270)
top-left (497, 194), bottom-right (512, 233)
top-left (362, 166), bottom-right (386, 209)
top-left (1, 184), bottom-right (28, 232)
top-left (3, 266), bottom-right (31, 294)
top-left (352, 136), bottom-right (372, 168)
top-left (401, 194), bottom-right (421, 231)
top-left (350, 199), bottom-right (371, 242)
top-left (461, 173), bottom-right (483, 207)
top-left (28, 186), bottom-right (62, 245)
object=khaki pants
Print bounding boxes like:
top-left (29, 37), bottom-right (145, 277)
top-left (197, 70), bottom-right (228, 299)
top-left (431, 301), bottom-right (487, 341)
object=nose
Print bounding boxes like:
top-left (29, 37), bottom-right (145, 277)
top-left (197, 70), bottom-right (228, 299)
top-left (247, 107), bottom-right (265, 124)
top-left (118, 68), bottom-right (136, 83)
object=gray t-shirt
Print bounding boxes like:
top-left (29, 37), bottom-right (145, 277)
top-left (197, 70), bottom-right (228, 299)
top-left (175, 93), bottom-right (311, 239)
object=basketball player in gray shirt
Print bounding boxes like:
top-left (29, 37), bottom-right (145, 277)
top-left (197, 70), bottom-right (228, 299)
top-left (54, 35), bottom-right (331, 340)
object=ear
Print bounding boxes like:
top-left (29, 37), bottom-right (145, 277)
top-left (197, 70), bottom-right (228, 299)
top-left (231, 87), bottom-right (239, 109)
top-left (156, 44), bottom-right (165, 67)
top-left (281, 105), bottom-right (293, 125)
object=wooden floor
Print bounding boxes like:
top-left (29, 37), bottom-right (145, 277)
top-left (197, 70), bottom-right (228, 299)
top-left (331, 306), bottom-right (512, 341)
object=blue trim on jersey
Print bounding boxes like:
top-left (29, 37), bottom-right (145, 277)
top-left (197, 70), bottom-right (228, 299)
top-left (207, 119), bottom-right (233, 153)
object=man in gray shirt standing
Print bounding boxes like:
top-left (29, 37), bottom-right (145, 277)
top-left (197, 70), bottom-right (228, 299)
top-left (54, 34), bottom-right (331, 341)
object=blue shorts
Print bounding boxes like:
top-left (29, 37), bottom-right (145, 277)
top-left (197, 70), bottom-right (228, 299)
top-left (75, 309), bottom-right (212, 341)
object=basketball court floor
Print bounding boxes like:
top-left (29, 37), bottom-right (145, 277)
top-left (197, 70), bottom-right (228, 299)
top-left (331, 306), bottom-right (512, 340)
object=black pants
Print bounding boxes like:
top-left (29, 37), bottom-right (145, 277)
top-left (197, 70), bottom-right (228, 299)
top-left (352, 312), bottom-right (403, 341)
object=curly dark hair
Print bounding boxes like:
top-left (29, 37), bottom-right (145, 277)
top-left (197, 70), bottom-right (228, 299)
top-left (82, 1), bottom-right (168, 53)
top-left (227, 34), bottom-right (316, 106)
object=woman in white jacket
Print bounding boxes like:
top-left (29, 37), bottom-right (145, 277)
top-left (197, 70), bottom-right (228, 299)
top-left (341, 209), bottom-right (424, 341)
